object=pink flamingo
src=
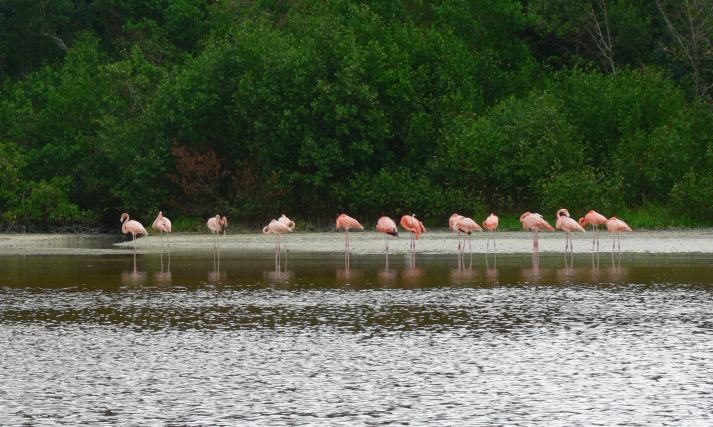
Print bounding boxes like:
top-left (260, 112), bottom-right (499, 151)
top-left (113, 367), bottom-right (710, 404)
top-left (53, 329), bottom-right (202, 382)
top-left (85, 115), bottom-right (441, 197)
top-left (400, 214), bottom-right (426, 252)
top-left (120, 213), bottom-right (148, 250)
top-left (606, 217), bottom-right (632, 253)
top-left (207, 215), bottom-right (228, 250)
top-left (520, 212), bottom-right (554, 256)
top-left (263, 218), bottom-right (293, 265)
top-left (556, 208), bottom-right (585, 255)
top-left (276, 214), bottom-right (295, 254)
top-left (336, 214), bottom-right (363, 254)
top-left (376, 216), bottom-right (399, 253)
top-left (152, 211), bottom-right (172, 249)
top-left (449, 213), bottom-right (465, 250)
top-left (483, 213), bottom-right (499, 253)
top-left (579, 210), bottom-right (608, 251)
top-left (454, 216), bottom-right (482, 254)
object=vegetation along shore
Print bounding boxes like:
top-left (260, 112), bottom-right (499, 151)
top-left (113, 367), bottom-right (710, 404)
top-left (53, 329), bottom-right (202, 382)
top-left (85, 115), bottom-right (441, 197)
top-left (1, 1), bottom-right (712, 230)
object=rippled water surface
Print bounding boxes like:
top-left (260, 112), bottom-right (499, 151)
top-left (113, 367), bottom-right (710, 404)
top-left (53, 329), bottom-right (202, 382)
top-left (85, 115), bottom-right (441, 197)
top-left (2, 246), bottom-right (713, 425)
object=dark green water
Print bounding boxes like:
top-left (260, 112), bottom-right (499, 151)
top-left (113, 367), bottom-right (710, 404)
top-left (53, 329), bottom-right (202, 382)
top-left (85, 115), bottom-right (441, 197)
top-left (2, 250), bottom-right (713, 424)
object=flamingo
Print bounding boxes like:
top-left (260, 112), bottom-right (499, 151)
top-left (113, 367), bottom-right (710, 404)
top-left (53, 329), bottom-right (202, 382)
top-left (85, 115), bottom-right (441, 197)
top-left (578, 210), bottom-right (608, 252)
top-left (483, 213), bottom-right (499, 253)
top-left (556, 208), bottom-right (585, 255)
top-left (263, 218), bottom-right (293, 266)
top-left (207, 215), bottom-right (228, 250)
top-left (520, 212), bottom-right (554, 256)
top-left (449, 213), bottom-right (465, 250)
top-left (454, 216), bottom-right (482, 254)
top-left (376, 216), bottom-right (398, 253)
top-left (120, 213), bottom-right (148, 250)
top-left (606, 217), bottom-right (632, 253)
top-left (400, 214), bottom-right (426, 252)
top-left (152, 211), bottom-right (172, 249)
top-left (276, 214), bottom-right (295, 254)
top-left (336, 213), bottom-right (363, 254)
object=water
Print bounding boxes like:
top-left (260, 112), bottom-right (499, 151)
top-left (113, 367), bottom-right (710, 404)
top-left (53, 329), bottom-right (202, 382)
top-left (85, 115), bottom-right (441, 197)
top-left (2, 244), bottom-right (713, 425)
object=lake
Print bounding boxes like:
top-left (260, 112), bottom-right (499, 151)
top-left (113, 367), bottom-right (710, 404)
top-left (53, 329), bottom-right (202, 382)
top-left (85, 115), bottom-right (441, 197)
top-left (1, 234), bottom-right (713, 425)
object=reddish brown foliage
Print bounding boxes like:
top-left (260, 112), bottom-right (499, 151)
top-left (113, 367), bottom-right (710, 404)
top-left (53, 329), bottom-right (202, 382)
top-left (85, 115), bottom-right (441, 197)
top-left (170, 139), bottom-right (228, 210)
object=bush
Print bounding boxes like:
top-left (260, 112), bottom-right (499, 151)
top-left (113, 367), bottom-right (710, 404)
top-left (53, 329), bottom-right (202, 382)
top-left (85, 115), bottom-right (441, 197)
top-left (539, 168), bottom-right (624, 215)
top-left (670, 171), bottom-right (713, 222)
top-left (3, 177), bottom-right (91, 227)
top-left (436, 91), bottom-right (584, 210)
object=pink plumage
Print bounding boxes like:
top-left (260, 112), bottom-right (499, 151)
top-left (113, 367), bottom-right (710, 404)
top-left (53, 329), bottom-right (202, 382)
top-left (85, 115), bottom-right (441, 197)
top-left (336, 214), bottom-right (363, 231)
top-left (520, 212), bottom-right (554, 232)
top-left (263, 219), bottom-right (293, 234)
top-left (207, 215), bottom-right (228, 234)
top-left (400, 215), bottom-right (425, 239)
top-left (449, 213), bottom-right (464, 232)
top-left (152, 211), bottom-right (172, 233)
top-left (556, 208), bottom-right (585, 233)
top-left (278, 214), bottom-right (295, 231)
top-left (483, 213), bottom-right (499, 231)
top-left (606, 217), bottom-right (632, 233)
top-left (579, 210), bottom-right (608, 228)
top-left (376, 216), bottom-right (398, 237)
top-left (120, 213), bottom-right (148, 239)
top-left (454, 216), bottom-right (483, 234)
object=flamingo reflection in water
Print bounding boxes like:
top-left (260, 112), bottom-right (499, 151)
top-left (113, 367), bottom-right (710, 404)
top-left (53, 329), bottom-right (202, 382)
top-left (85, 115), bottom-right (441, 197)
top-left (451, 251), bottom-right (477, 285)
top-left (121, 249), bottom-right (147, 286)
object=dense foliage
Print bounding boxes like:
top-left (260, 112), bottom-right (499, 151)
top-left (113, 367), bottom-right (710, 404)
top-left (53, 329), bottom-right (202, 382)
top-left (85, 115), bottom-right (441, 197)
top-left (1, 0), bottom-right (712, 229)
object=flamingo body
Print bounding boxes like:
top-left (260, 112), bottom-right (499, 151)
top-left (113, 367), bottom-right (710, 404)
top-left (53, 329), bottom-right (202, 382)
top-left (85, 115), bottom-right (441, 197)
top-left (336, 214), bottom-right (363, 231)
top-left (376, 216), bottom-right (398, 237)
top-left (400, 215), bottom-right (426, 239)
top-left (207, 215), bottom-right (222, 234)
top-left (520, 212), bottom-right (554, 232)
top-left (263, 219), bottom-right (293, 235)
top-left (578, 210), bottom-right (608, 228)
top-left (606, 217), bottom-right (632, 233)
top-left (454, 217), bottom-right (482, 234)
top-left (483, 213), bottom-right (499, 231)
top-left (152, 211), bottom-right (172, 233)
top-left (278, 214), bottom-right (295, 231)
top-left (207, 215), bottom-right (228, 234)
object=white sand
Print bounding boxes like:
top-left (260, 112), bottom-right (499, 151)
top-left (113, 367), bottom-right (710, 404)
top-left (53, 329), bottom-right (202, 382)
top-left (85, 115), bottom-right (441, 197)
top-left (0, 230), bottom-right (711, 256)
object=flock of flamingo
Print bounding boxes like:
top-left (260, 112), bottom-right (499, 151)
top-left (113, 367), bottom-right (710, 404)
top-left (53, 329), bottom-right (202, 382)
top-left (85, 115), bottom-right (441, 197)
top-left (119, 209), bottom-right (633, 260)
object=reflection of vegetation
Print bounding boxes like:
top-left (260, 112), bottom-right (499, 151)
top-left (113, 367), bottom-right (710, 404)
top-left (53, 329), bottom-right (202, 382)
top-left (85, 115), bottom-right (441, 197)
top-left (1, 0), bottom-right (712, 229)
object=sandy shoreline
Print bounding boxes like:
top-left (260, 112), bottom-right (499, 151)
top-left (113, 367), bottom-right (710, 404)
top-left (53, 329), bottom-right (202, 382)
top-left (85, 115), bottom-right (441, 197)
top-left (0, 230), bottom-right (712, 255)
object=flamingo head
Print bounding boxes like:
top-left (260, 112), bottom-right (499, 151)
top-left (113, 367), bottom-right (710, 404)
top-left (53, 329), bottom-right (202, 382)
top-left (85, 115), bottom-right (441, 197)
top-left (519, 212), bottom-right (531, 223)
top-left (578, 217), bottom-right (588, 227)
top-left (120, 212), bottom-right (129, 223)
top-left (557, 208), bottom-right (570, 218)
